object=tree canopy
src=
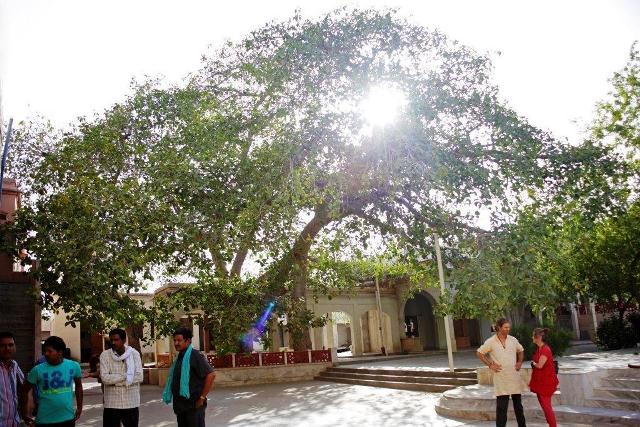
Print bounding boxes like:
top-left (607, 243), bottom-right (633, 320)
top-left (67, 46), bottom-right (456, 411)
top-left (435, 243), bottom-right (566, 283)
top-left (5, 8), bottom-right (598, 342)
top-left (438, 43), bottom-right (639, 325)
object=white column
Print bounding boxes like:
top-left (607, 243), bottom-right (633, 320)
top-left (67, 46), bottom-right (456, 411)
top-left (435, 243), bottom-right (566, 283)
top-left (192, 325), bottom-right (201, 350)
top-left (590, 301), bottom-right (598, 334)
top-left (321, 324), bottom-right (328, 350)
top-left (312, 326), bottom-right (326, 351)
top-left (332, 319), bottom-right (339, 349)
top-left (283, 325), bottom-right (290, 349)
top-left (570, 303), bottom-right (580, 340)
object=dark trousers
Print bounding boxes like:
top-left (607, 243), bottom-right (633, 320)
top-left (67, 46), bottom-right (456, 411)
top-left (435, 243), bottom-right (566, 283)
top-left (103, 407), bottom-right (139, 427)
top-left (496, 394), bottom-right (526, 427)
top-left (36, 421), bottom-right (75, 427)
top-left (176, 407), bottom-right (206, 427)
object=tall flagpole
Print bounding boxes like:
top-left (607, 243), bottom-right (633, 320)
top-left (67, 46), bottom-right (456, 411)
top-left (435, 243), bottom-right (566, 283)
top-left (0, 117), bottom-right (13, 207)
top-left (0, 80), bottom-right (4, 144)
top-left (434, 233), bottom-right (455, 372)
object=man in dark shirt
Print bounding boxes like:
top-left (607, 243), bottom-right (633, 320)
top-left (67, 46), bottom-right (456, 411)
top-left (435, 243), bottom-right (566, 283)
top-left (169, 328), bottom-right (215, 427)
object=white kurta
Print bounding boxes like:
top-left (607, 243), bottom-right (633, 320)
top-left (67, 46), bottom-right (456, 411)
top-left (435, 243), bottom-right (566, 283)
top-left (478, 334), bottom-right (525, 396)
top-left (99, 348), bottom-right (144, 409)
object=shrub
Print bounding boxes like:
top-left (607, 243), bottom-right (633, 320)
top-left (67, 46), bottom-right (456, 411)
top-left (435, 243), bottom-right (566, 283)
top-left (626, 312), bottom-right (640, 342)
top-left (511, 325), bottom-right (536, 360)
top-left (596, 316), bottom-right (637, 350)
top-left (511, 324), bottom-right (573, 360)
top-left (545, 328), bottom-right (573, 356)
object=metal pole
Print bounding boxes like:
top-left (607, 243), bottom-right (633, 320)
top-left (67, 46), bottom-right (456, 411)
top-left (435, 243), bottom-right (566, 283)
top-left (0, 117), bottom-right (13, 206)
top-left (434, 233), bottom-right (455, 372)
top-left (375, 275), bottom-right (387, 355)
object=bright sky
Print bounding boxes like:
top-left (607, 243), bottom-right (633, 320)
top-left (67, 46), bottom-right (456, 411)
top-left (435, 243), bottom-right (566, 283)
top-left (1, 0), bottom-right (639, 143)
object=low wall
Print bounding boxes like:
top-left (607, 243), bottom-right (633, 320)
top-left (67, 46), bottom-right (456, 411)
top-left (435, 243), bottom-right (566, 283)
top-left (152, 349), bottom-right (334, 388)
top-left (213, 363), bottom-right (331, 387)
top-left (556, 368), bottom-right (608, 406)
top-left (154, 362), bottom-right (331, 388)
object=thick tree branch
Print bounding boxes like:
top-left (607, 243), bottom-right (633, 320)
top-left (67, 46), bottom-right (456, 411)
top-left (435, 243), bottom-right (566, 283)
top-left (206, 232), bottom-right (229, 277)
top-left (263, 196), bottom-right (366, 297)
top-left (229, 237), bottom-right (255, 277)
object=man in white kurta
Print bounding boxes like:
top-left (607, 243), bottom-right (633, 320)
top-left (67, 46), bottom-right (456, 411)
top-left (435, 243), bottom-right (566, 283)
top-left (99, 328), bottom-right (144, 427)
top-left (477, 320), bottom-right (526, 427)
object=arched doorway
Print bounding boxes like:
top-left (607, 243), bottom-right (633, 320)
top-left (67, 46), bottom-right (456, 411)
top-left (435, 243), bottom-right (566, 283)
top-left (325, 312), bottom-right (354, 357)
top-left (403, 293), bottom-right (438, 350)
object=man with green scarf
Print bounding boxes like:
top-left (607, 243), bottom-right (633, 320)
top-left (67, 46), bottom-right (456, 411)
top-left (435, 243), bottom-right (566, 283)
top-left (163, 327), bottom-right (215, 427)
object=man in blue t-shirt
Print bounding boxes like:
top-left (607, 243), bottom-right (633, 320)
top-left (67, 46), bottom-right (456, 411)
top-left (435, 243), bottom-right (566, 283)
top-left (23, 336), bottom-right (83, 427)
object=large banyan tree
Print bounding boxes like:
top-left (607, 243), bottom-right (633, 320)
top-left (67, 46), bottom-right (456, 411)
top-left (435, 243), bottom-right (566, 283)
top-left (6, 9), bottom-right (599, 349)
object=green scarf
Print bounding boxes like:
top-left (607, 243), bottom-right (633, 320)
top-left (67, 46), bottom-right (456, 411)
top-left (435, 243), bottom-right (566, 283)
top-left (162, 344), bottom-right (193, 404)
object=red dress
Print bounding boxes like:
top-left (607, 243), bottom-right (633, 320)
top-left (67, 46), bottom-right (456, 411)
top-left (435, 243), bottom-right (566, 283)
top-left (529, 344), bottom-right (559, 396)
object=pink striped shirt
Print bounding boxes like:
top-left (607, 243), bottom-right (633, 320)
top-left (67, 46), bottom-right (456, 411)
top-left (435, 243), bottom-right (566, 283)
top-left (0, 360), bottom-right (24, 427)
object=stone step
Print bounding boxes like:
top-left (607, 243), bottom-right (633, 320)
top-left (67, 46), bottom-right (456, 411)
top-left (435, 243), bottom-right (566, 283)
top-left (600, 368), bottom-right (640, 379)
top-left (314, 375), bottom-right (456, 392)
top-left (437, 384), bottom-right (561, 410)
top-left (587, 397), bottom-right (640, 412)
top-left (324, 367), bottom-right (477, 379)
top-left (593, 387), bottom-right (640, 400)
top-left (600, 377), bottom-right (640, 389)
top-left (318, 371), bottom-right (477, 386)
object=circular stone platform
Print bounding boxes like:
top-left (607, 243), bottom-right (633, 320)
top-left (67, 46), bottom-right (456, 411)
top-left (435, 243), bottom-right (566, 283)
top-left (436, 384), bottom-right (560, 421)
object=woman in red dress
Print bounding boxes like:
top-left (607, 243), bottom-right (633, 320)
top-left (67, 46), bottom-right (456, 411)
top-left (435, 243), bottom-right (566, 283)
top-left (529, 327), bottom-right (559, 427)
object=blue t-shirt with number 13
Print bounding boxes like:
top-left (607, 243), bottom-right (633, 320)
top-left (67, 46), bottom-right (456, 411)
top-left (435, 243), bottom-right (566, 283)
top-left (27, 359), bottom-right (82, 424)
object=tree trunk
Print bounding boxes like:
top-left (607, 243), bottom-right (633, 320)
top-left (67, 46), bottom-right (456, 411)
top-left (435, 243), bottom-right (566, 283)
top-left (509, 306), bottom-right (526, 327)
top-left (263, 203), bottom-right (334, 297)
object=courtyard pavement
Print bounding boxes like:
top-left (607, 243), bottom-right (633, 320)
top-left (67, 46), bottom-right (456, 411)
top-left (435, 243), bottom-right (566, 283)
top-left (340, 349), bottom-right (484, 370)
top-left (77, 344), bottom-right (618, 426)
top-left (78, 381), bottom-right (591, 427)
top-left (340, 341), bottom-right (613, 371)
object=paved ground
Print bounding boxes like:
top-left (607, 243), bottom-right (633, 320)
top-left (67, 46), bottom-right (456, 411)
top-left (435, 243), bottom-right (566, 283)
top-left (77, 344), bottom-right (619, 426)
top-left (78, 382), bottom-right (590, 427)
top-left (342, 341), bottom-right (635, 372)
top-left (342, 349), bottom-right (483, 371)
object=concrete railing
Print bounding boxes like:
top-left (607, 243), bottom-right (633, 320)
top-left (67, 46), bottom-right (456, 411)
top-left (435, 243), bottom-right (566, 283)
top-left (206, 349), bottom-right (333, 368)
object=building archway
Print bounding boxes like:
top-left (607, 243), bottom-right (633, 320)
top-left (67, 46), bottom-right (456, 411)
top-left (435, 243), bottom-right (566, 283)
top-left (403, 292), bottom-right (438, 350)
top-left (323, 311), bottom-right (354, 357)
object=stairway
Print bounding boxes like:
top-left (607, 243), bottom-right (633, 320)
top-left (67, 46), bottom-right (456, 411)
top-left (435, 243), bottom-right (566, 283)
top-left (315, 367), bottom-right (477, 392)
top-left (588, 367), bottom-right (640, 412)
